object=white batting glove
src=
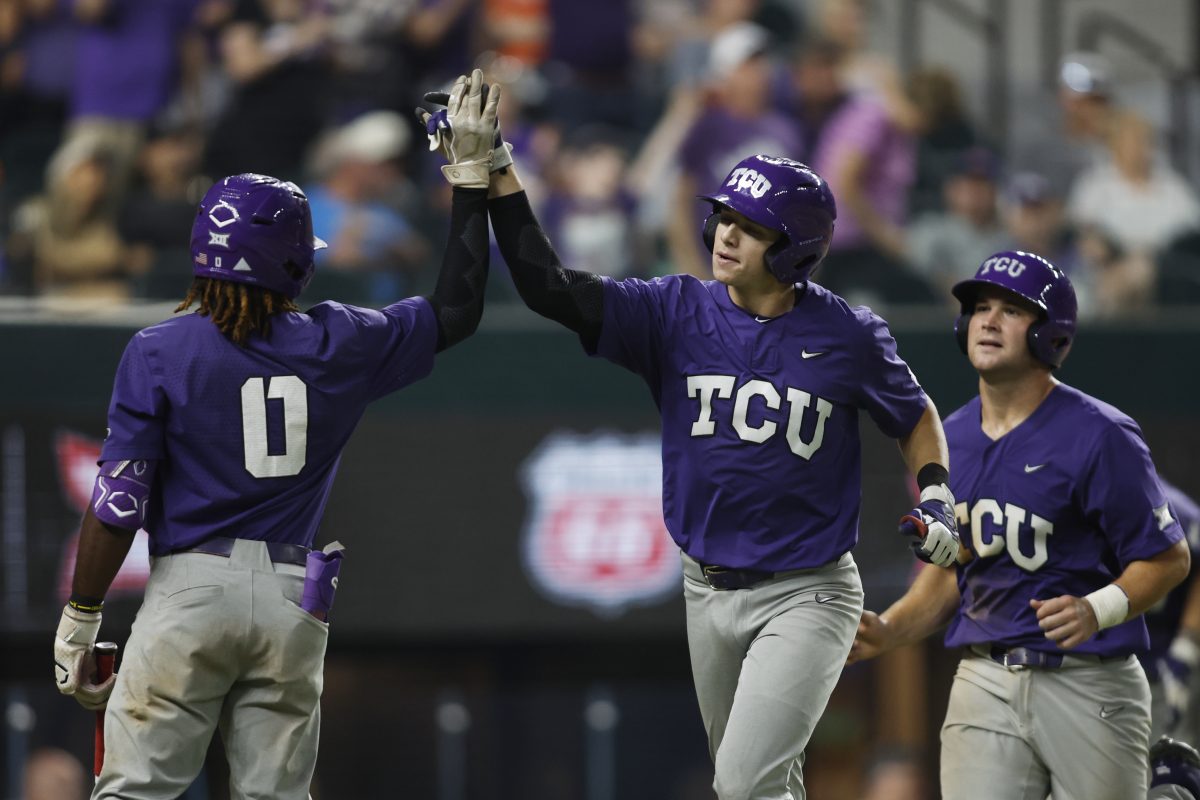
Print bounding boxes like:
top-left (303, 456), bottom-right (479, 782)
top-left (421, 81), bottom-right (512, 174)
top-left (899, 483), bottom-right (961, 568)
top-left (54, 604), bottom-right (115, 710)
top-left (426, 69), bottom-right (501, 188)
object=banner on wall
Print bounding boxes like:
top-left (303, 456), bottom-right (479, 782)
top-left (53, 429), bottom-right (151, 602)
top-left (520, 431), bottom-right (680, 618)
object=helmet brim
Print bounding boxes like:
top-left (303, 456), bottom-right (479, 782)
top-left (951, 276), bottom-right (1048, 314)
top-left (698, 192), bottom-right (780, 234)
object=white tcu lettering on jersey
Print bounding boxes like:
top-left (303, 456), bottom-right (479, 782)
top-left (955, 499), bottom-right (1055, 571)
top-left (686, 375), bottom-right (832, 460)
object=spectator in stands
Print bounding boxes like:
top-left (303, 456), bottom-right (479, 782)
top-left (792, 37), bottom-right (929, 306)
top-left (118, 125), bottom-right (206, 297)
top-left (320, 0), bottom-right (414, 118)
top-left (667, 21), bottom-right (802, 278)
top-left (540, 125), bottom-right (641, 279)
top-left (906, 66), bottom-right (982, 216)
top-left (541, 0), bottom-right (640, 132)
top-left (1002, 172), bottom-right (1089, 307)
top-left (0, 0), bottom-right (76, 206)
top-left (19, 135), bottom-right (148, 300)
top-left (23, 747), bottom-right (87, 800)
top-left (1011, 51), bottom-right (1116, 198)
top-left (396, 0), bottom-right (477, 96)
top-left (52, 0), bottom-right (201, 217)
top-left (1068, 109), bottom-right (1200, 318)
top-left (304, 110), bottom-right (430, 304)
top-left (481, 0), bottom-right (550, 68)
top-left (815, 0), bottom-right (920, 133)
top-left (203, 0), bottom-right (333, 181)
top-left (1069, 109), bottom-right (1200, 262)
top-left (905, 146), bottom-right (1008, 302)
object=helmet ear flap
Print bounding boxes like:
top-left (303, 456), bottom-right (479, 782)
top-left (954, 313), bottom-right (971, 356)
top-left (702, 212), bottom-right (720, 252)
top-left (1027, 320), bottom-right (1073, 369)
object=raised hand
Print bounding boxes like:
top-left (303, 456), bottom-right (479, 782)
top-left (418, 75), bottom-right (513, 174)
top-left (416, 69), bottom-right (502, 188)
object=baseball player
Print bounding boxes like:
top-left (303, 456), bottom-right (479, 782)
top-left (53, 71), bottom-right (500, 799)
top-left (421, 91), bottom-right (961, 798)
top-left (850, 250), bottom-right (1191, 800)
top-left (1143, 482), bottom-right (1200, 742)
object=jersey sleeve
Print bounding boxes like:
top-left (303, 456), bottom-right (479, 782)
top-left (99, 332), bottom-right (168, 462)
top-left (852, 307), bottom-right (927, 438)
top-left (312, 298), bottom-right (439, 401)
top-left (1082, 421), bottom-right (1185, 564)
top-left (589, 276), bottom-right (670, 384)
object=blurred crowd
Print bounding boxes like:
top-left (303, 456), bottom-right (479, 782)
top-left (1, 0), bottom-right (1197, 316)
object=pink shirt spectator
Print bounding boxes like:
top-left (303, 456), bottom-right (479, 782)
top-left (808, 95), bottom-right (914, 250)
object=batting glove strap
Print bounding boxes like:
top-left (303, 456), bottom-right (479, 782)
top-left (919, 481), bottom-right (955, 509)
top-left (492, 140), bottom-right (514, 173)
top-left (441, 158), bottom-right (492, 189)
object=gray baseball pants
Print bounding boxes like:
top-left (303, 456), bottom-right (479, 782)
top-left (941, 650), bottom-right (1151, 800)
top-left (682, 551), bottom-right (863, 800)
top-left (93, 539), bottom-right (329, 800)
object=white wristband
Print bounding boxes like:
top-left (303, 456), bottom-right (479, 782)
top-left (1084, 584), bottom-right (1130, 630)
top-left (1170, 634), bottom-right (1200, 667)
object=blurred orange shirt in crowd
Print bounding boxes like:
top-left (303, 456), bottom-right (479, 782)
top-left (485, 0), bottom-right (548, 65)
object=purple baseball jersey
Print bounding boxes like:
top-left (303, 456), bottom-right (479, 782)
top-left (589, 275), bottom-right (927, 571)
top-left (943, 384), bottom-right (1185, 657)
top-left (1141, 483), bottom-right (1200, 675)
top-left (99, 299), bottom-right (438, 555)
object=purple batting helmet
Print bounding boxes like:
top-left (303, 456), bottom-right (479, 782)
top-left (190, 173), bottom-right (327, 299)
top-left (699, 155), bottom-right (837, 285)
top-left (952, 250), bottom-right (1078, 368)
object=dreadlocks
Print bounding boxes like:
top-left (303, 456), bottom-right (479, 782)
top-left (176, 278), bottom-right (298, 346)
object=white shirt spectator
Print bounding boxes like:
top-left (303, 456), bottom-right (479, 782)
top-left (1068, 161), bottom-right (1200, 255)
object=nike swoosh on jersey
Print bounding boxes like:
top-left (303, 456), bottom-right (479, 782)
top-left (814, 592), bottom-right (839, 604)
top-left (801, 350), bottom-right (826, 359)
top-left (1024, 464), bottom-right (1046, 473)
top-left (1099, 705), bottom-right (1124, 719)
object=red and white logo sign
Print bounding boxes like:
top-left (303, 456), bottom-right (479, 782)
top-left (521, 431), bottom-right (679, 617)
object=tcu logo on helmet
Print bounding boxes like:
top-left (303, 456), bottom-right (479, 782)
top-left (725, 168), bottom-right (773, 199)
top-left (978, 254), bottom-right (1027, 279)
top-left (520, 431), bottom-right (679, 617)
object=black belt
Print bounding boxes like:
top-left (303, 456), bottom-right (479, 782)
top-left (173, 537), bottom-right (309, 567)
top-left (975, 645), bottom-right (1127, 670)
top-left (700, 564), bottom-right (779, 591)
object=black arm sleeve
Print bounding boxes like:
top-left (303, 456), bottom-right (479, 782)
top-left (427, 187), bottom-right (490, 352)
top-left (488, 190), bottom-right (605, 351)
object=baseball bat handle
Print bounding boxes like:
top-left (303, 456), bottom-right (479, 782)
top-left (94, 641), bottom-right (118, 778)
